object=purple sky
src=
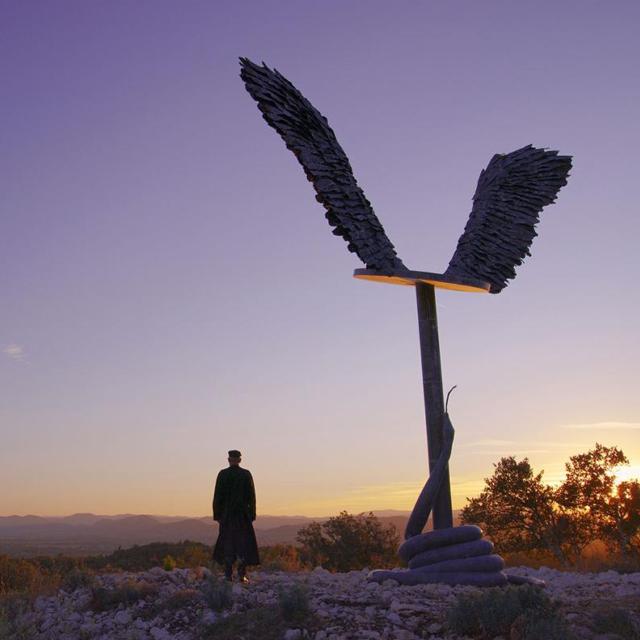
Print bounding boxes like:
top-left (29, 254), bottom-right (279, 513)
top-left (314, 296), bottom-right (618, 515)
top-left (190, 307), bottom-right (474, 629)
top-left (2, 1), bottom-right (639, 517)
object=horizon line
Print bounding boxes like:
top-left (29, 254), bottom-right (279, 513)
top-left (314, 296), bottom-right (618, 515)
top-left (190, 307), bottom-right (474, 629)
top-left (0, 508), bottom-right (424, 520)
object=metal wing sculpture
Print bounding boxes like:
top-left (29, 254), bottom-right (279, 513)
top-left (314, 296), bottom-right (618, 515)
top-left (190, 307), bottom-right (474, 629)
top-left (240, 57), bottom-right (406, 274)
top-left (240, 57), bottom-right (573, 587)
top-left (444, 146), bottom-right (572, 292)
top-left (240, 58), bottom-right (572, 293)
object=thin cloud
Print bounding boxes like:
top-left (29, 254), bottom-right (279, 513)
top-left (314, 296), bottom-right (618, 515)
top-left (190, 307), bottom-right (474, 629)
top-left (560, 421), bottom-right (640, 431)
top-left (477, 449), bottom-right (551, 456)
top-left (461, 439), bottom-right (516, 448)
top-left (3, 344), bottom-right (25, 361)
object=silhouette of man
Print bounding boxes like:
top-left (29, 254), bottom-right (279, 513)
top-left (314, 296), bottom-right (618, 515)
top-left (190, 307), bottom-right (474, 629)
top-left (212, 449), bottom-right (259, 582)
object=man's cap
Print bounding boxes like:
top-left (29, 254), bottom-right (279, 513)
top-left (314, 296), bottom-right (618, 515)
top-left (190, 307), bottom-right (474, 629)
top-left (228, 450), bottom-right (242, 458)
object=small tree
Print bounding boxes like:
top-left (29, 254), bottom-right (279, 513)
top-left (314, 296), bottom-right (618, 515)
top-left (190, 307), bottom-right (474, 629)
top-left (556, 444), bottom-right (638, 555)
top-left (604, 479), bottom-right (640, 555)
top-left (462, 445), bottom-right (640, 564)
top-left (296, 511), bottom-right (398, 571)
top-left (460, 457), bottom-right (579, 565)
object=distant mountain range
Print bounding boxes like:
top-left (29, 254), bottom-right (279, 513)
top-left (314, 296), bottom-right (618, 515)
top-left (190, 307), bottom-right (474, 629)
top-left (0, 511), bottom-right (416, 557)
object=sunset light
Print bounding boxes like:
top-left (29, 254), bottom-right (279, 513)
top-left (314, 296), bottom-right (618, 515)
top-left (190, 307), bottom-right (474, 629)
top-left (2, 3), bottom-right (639, 635)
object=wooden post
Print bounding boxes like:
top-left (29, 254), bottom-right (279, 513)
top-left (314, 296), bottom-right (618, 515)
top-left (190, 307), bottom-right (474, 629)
top-left (415, 282), bottom-right (453, 529)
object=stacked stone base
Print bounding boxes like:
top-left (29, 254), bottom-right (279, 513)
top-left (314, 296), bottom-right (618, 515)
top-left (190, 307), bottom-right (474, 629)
top-left (368, 525), bottom-right (544, 587)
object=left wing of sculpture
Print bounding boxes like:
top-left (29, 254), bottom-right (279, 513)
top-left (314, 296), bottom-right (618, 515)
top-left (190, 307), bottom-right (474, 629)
top-left (239, 57), bottom-right (406, 274)
top-left (445, 145), bottom-right (572, 293)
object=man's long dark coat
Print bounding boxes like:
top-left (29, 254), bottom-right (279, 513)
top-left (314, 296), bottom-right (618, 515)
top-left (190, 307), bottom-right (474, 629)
top-left (212, 465), bottom-right (260, 566)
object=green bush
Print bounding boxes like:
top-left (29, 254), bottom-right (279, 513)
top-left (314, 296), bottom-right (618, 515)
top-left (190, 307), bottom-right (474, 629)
top-left (200, 576), bottom-right (233, 612)
top-left (446, 585), bottom-right (570, 639)
top-left (278, 583), bottom-right (310, 622)
top-left (162, 555), bottom-right (177, 571)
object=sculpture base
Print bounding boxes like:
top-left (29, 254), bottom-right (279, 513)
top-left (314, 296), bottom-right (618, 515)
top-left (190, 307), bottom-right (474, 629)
top-left (368, 525), bottom-right (545, 588)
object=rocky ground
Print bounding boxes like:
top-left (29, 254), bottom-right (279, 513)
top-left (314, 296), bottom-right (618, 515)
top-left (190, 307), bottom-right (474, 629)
top-left (5, 566), bottom-right (640, 639)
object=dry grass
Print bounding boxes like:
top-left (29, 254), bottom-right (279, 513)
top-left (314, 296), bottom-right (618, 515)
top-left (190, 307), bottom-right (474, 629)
top-left (502, 540), bottom-right (640, 573)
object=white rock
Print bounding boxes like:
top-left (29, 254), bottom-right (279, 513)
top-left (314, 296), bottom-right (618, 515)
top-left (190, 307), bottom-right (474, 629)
top-left (380, 590), bottom-right (394, 604)
top-left (114, 610), bottom-right (131, 625)
top-left (150, 626), bottom-right (173, 640)
top-left (34, 597), bottom-right (48, 612)
top-left (202, 610), bottom-right (218, 625)
top-left (387, 611), bottom-right (402, 625)
top-left (40, 617), bottom-right (55, 632)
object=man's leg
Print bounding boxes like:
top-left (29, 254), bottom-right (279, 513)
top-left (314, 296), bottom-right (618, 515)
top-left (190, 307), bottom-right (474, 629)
top-left (237, 557), bottom-right (248, 583)
top-left (224, 557), bottom-right (234, 581)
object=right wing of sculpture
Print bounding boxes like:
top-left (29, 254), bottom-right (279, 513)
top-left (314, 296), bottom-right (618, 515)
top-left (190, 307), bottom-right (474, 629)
top-left (445, 145), bottom-right (572, 293)
top-left (240, 58), bottom-right (406, 274)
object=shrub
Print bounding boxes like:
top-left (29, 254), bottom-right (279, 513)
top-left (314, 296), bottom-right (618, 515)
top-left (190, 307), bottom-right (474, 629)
top-left (278, 583), bottom-right (310, 622)
top-left (297, 512), bottom-right (399, 572)
top-left (593, 608), bottom-right (640, 639)
top-left (162, 555), bottom-right (177, 571)
top-left (62, 568), bottom-right (95, 592)
top-left (510, 611), bottom-right (574, 640)
top-left (85, 541), bottom-right (212, 572)
top-left (0, 556), bottom-right (46, 595)
top-left (164, 588), bottom-right (202, 611)
top-left (0, 595), bottom-right (37, 640)
top-left (200, 576), bottom-right (233, 612)
top-left (143, 588), bottom-right (203, 620)
top-left (1, 554), bottom-right (94, 600)
top-left (90, 581), bottom-right (158, 612)
top-left (446, 585), bottom-right (569, 639)
top-left (200, 604), bottom-right (321, 640)
top-left (259, 545), bottom-right (306, 572)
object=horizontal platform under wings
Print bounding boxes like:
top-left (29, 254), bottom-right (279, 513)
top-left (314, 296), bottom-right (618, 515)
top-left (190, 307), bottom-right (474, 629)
top-left (353, 268), bottom-right (490, 293)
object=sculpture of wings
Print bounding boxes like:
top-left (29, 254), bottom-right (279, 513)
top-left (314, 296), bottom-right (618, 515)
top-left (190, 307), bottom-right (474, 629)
top-left (240, 58), bottom-right (572, 293)
top-left (239, 58), bottom-right (406, 274)
top-left (445, 146), bottom-right (572, 292)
